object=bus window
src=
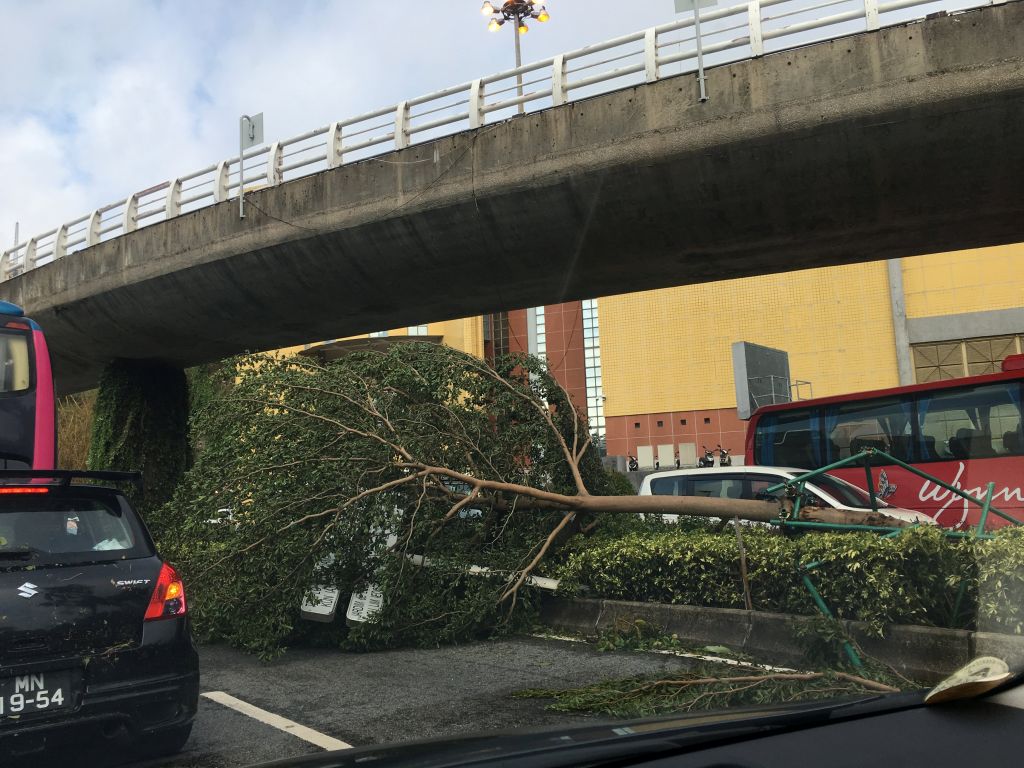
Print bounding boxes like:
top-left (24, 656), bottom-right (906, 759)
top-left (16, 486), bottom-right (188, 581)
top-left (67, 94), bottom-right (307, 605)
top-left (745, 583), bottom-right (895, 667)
top-left (917, 383), bottom-right (1024, 461)
top-left (0, 331), bottom-right (30, 393)
top-left (753, 409), bottom-right (823, 468)
top-left (825, 397), bottom-right (914, 464)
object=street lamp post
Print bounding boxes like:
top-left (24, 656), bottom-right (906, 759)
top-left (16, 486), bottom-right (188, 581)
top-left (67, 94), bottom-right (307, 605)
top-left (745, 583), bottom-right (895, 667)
top-left (480, 1), bottom-right (550, 114)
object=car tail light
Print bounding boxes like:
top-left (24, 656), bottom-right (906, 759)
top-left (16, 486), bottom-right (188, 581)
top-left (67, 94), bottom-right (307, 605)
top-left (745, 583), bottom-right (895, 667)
top-left (0, 487), bottom-right (49, 494)
top-left (144, 563), bottom-right (187, 621)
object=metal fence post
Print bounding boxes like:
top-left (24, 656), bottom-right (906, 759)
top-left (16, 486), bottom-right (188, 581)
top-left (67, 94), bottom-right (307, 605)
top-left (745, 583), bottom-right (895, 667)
top-left (394, 101), bottom-right (410, 150)
top-left (644, 28), bottom-right (659, 82)
top-left (862, 453), bottom-right (879, 513)
top-left (166, 179), bottom-right (182, 218)
top-left (551, 55), bottom-right (568, 106)
top-left (86, 210), bottom-right (102, 247)
top-left (469, 79), bottom-right (485, 128)
top-left (864, 0), bottom-right (880, 30)
top-left (976, 481), bottom-right (996, 534)
top-left (214, 161), bottom-right (230, 203)
top-left (748, 0), bottom-right (764, 56)
top-left (800, 572), bottom-right (864, 669)
top-left (327, 122), bottom-right (344, 169)
top-left (53, 224), bottom-right (67, 260)
top-left (122, 193), bottom-right (138, 234)
top-left (694, 6), bottom-right (708, 102)
top-left (267, 142), bottom-right (283, 186)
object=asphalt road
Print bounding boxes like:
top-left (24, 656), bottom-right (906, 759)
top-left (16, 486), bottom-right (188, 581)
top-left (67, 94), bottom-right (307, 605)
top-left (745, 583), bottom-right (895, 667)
top-left (28, 636), bottom-right (694, 768)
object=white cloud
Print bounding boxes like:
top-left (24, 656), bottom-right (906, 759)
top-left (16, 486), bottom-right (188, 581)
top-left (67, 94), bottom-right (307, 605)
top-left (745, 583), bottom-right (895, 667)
top-left (0, 0), bottom-right (735, 243)
top-left (0, 116), bottom-right (90, 244)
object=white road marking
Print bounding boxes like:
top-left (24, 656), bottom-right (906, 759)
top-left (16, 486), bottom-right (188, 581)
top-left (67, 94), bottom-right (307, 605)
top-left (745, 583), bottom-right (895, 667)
top-left (201, 691), bottom-right (352, 751)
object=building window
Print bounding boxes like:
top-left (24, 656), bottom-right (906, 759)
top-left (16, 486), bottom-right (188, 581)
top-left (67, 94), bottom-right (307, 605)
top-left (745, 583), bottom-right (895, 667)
top-left (535, 306), bottom-right (546, 361)
top-left (485, 312), bottom-right (510, 362)
top-left (704, 417), bottom-right (711, 424)
top-left (656, 420), bottom-right (663, 427)
top-left (581, 299), bottom-right (605, 448)
top-left (369, 331), bottom-right (388, 338)
top-left (680, 419), bottom-right (687, 425)
top-left (408, 325), bottom-right (428, 336)
top-left (634, 422), bottom-right (640, 429)
top-left (912, 334), bottom-right (1022, 383)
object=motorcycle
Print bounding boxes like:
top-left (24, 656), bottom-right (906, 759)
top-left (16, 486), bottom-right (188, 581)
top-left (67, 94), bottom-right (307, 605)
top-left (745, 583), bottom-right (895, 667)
top-left (697, 445), bottom-right (716, 468)
top-left (718, 444), bottom-right (732, 467)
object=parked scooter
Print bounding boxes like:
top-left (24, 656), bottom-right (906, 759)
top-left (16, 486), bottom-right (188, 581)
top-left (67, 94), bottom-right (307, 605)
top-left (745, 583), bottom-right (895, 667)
top-left (698, 445), bottom-right (716, 468)
top-left (718, 444), bottom-right (732, 467)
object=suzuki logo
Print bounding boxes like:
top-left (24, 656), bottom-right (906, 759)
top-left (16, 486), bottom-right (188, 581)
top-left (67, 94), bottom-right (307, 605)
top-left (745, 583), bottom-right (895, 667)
top-left (16, 582), bottom-right (38, 599)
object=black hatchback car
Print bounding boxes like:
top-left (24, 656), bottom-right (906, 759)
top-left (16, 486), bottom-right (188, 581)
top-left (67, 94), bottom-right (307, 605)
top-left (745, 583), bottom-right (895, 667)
top-left (0, 470), bottom-right (199, 761)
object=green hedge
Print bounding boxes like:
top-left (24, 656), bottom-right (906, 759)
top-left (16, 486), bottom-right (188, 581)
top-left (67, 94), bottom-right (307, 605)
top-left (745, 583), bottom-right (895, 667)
top-left (557, 526), bottom-right (1024, 633)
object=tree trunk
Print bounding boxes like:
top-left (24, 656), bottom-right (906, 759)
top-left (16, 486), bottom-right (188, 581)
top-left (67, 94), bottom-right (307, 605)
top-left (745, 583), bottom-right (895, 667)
top-left (565, 494), bottom-right (914, 528)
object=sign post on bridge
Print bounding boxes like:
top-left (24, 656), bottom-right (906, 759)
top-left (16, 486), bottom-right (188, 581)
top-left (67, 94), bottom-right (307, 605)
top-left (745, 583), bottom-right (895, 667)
top-left (238, 112), bottom-right (264, 219)
top-left (674, 0), bottom-right (716, 102)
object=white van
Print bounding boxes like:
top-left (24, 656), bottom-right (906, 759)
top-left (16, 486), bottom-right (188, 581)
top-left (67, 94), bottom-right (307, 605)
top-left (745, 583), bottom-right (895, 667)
top-left (637, 466), bottom-right (932, 524)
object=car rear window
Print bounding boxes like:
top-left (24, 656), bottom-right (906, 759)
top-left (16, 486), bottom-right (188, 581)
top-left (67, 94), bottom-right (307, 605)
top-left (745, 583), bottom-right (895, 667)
top-left (0, 493), bottom-right (153, 567)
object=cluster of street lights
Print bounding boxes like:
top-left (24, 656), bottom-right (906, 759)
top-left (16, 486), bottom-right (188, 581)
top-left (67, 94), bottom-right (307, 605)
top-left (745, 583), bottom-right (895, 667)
top-left (479, 2), bottom-right (551, 113)
top-left (480, 1), bottom-right (549, 35)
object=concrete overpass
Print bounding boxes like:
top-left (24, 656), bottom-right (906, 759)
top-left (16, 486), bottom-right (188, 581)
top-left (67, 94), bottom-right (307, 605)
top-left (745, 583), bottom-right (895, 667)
top-left (2, 2), bottom-right (1022, 394)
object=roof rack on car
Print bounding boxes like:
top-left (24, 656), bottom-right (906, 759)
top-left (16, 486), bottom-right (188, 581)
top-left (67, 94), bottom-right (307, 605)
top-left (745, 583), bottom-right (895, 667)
top-left (0, 469), bottom-right (144, 493)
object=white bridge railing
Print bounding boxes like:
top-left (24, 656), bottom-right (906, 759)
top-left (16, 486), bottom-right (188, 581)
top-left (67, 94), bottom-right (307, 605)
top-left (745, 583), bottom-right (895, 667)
top-left (0, 0), bottom-right (1001, 282)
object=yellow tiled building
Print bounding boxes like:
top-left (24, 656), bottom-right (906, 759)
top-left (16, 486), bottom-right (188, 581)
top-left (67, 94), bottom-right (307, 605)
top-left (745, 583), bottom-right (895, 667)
top-left (601, 243), bottom-right (1024, 462)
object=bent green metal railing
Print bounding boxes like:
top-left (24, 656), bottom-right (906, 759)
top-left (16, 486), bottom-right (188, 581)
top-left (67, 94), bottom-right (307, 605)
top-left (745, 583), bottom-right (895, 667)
top-left (760, 449), bottom-right (1022, 669)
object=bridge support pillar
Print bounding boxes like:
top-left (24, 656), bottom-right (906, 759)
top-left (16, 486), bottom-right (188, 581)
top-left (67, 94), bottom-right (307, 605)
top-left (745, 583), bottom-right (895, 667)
top-left (87, 359), bottom-right (189, 515)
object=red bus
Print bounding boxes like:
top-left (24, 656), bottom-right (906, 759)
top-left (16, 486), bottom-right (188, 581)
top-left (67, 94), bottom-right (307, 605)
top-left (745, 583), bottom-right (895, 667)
top-left (0, 300), bottom-right (56, 470)
top-left (745, 355), bottom-right (1024, 529)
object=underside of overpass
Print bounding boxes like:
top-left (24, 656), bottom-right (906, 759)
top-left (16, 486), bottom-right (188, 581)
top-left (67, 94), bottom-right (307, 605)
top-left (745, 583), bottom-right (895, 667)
top-left (2, 3), bottom-right (1023, 394)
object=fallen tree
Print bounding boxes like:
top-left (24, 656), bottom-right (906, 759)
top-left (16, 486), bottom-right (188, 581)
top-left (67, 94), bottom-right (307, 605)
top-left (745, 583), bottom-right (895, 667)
top-left (514, 665), bottom-right (904, 718)
top-left (152, 344), bottom-right (911, 656)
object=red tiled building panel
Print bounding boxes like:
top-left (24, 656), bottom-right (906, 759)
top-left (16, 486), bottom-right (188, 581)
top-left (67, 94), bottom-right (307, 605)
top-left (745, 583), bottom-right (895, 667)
top-left (605, 407), bottom-right (747, 463)
top-left (508, 303), bottom-right (588, 419)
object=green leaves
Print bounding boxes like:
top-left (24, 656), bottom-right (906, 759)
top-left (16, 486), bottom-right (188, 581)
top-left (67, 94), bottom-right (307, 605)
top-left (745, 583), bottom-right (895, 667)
top-left (87, 359), bottom-right (189, 513)
top-left (558, 526), bottom-right (1024, 633)
top-left (152, 344), bottom-right (606, 656)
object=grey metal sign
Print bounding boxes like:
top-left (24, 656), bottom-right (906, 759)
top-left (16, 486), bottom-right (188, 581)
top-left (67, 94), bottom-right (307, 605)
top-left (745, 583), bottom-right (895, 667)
top-left (240, 112), bottom-right (264, 149)
top-left (674, 0), bottom-right (717, 12)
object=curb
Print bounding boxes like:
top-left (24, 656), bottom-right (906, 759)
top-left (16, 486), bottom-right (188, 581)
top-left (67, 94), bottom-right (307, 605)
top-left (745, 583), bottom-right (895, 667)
top-left (539, 596), bottom-right (1024, 681)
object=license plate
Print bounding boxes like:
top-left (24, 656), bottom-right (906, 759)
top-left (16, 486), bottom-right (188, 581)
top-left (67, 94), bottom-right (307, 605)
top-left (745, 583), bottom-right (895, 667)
top-left (346, 584), bottom-right (385, 623)
top-left (300, 585), bottom-right (341, 623)
top-left (0, 672), bottom-right (72, 716)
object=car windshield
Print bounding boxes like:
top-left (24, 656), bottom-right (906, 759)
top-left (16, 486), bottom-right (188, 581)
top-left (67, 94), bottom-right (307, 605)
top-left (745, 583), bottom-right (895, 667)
top-left (0, 494), bottom-right (148, 567)
top-left (7, 0), bottom-right (1024, 765)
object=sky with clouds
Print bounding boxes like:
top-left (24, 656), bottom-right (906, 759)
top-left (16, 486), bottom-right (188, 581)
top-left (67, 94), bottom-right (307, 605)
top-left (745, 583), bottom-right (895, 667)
top-left (0, 1), bottom-right (685, 245)
top-left (1, 0), bottom-right (971, 246)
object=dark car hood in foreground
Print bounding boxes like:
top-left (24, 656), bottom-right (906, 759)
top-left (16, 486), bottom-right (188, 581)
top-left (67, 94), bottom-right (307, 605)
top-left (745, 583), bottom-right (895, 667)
top-left (250, 690), bottom-right (929, 768)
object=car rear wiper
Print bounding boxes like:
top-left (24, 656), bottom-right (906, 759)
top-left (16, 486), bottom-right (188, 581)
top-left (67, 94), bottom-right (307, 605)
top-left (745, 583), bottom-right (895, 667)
top-left (0, 547), bottom-right (43, 560)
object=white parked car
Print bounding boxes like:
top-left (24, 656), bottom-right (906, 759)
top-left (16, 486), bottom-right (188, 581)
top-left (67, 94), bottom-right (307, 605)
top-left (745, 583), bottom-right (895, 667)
top-left (637, 466), bottom-right (933, 525)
